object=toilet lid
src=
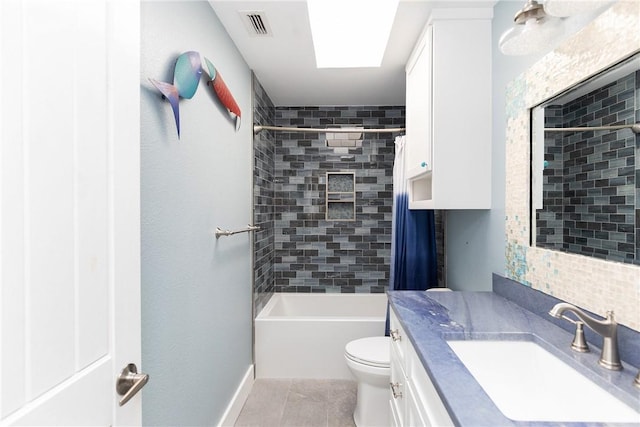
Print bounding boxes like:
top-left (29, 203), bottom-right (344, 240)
top-left (345, 337), bottom-right (390, 368)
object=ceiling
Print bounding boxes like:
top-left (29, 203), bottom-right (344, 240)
top-left (209, 1), bottom-right (497, 107)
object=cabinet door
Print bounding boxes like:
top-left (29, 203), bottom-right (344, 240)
top-left (389, 309), bottom-right (407, 366)
top-left (389, 345), bottom-right (407, 426)
top-left (405, 25), bottom-right (432, 177)
top-left (390, 399), bottom-right (402, 427)
top-left (409, 346), bottom-right (454, 427)
top-left (430, 19), bottom-right (491, 208)
top-left (406, 383), bottom-right (429, 427)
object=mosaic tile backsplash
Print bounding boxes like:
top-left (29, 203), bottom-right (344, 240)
top-left (505, 2), bottom-right (640, 331)
top-left (536, 70), bottom-right (639, 264)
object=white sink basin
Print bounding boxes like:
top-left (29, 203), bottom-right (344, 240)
top-left (447, 340), bottom-right (640, 423)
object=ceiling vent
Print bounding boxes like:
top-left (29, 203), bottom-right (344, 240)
top-left (240, 11), bottom-right (272, 37)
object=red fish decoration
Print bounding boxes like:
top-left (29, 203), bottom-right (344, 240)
top-left (204, 57), bottom-right (241, 131)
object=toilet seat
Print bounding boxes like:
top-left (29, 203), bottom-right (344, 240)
top-left (344, 337), bottom-right (390, 368)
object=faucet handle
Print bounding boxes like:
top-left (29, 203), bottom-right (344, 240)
top-left (570, 321), bottom-right (589, 353)
top-left (560, 314), bottom-right (589, 353)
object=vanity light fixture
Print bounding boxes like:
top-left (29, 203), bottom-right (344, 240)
top-left (499, 0), bottom-right (564, 56)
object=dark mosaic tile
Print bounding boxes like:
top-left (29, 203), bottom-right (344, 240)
top-left (270, 106), bottom-right (403, 292)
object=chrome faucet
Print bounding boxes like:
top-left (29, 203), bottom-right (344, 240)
top-left (549, 303), bottom-right (622, 371)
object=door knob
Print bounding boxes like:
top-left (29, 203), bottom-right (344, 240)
top-left (116, 363), bottom-right (149, 406)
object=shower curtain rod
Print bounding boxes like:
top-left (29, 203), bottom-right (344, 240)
top-left (253, 124), bottom-right (405, 135)
top-left (544, 123), bottom-right (640, 134)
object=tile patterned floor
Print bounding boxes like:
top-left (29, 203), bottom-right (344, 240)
top-left (234, 379), bottom-right (357, 427)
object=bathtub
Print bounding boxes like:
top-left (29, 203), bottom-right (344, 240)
top-left (255, 293), bottom-right (388, 379)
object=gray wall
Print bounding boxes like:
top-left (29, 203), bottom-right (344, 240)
top-left (140, 2), bottom-right (253, 425)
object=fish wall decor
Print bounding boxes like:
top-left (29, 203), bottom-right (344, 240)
top-left (149, 51), bottom-right (241, 138)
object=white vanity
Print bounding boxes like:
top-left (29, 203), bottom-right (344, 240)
top-left (387, 286), bottom-right (640, 427)
top-left (389, 308), bottom-right (453, 427)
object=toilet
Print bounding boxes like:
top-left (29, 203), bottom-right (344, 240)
top-left (344, 336), bottom-right (390, 427)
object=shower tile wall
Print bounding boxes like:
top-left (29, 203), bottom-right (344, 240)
top-left (537, 70), bottom-right (639, 264)
top-left (253, 74), bottom-right (276, 315)
top-left (274, 106), bottom-right (403, 293)
top-left (537, 106), bottom-right (565, 246)
top-left (252, 87), bottom-right (447, 301)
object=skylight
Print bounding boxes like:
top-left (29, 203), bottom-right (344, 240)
top-left (307, 0), bottom-right (399, 68)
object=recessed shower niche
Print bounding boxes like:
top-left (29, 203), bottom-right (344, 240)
top-left (326, 172), bottom-right (356, 221)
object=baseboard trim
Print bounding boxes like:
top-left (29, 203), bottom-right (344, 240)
top-left (217, 364), bottom-right (254, 427)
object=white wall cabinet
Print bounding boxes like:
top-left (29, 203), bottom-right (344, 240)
top-left (405, 9), bottom-right (493, 210)
top-left (389, 309), bottom-right (454, 427)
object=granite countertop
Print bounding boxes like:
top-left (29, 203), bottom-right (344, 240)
top-left (387, 290), bottom-right (640, 427)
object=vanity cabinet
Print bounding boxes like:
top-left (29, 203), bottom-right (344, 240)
top-left (389, 309), bottom-right (454, 427)
top-left (405, 10), bottom-right (492, 210)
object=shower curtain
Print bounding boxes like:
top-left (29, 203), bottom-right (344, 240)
top-left (386, 135), bottom-right (437, 334)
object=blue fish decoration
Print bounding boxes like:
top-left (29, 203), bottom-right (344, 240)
top-left (149, 51), bottom-right (202, 138)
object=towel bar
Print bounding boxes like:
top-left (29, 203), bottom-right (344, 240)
top-left (215, 224), bottom-right (261, 239)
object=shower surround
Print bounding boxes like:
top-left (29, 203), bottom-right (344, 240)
top-left (273, 106), bottom-right (403, 293)
top-left (252, 98), bottom-right (402, 305)
top-left (252, 77), bottom-right (445, 313)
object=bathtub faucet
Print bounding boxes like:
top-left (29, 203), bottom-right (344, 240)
top-left (549, 303), bottom-right (621, 371)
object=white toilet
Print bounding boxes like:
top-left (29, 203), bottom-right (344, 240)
top-left (344, 336), bottom-right (390, 427)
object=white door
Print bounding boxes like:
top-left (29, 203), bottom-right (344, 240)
top-left (0, 0), bottom-right (142, 425)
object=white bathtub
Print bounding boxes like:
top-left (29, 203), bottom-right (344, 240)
top-left (255, 293), bottom-right (388, 379)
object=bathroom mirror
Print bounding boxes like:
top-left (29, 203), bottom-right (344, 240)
top-left (530, 52), bottom-right (640, 265)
